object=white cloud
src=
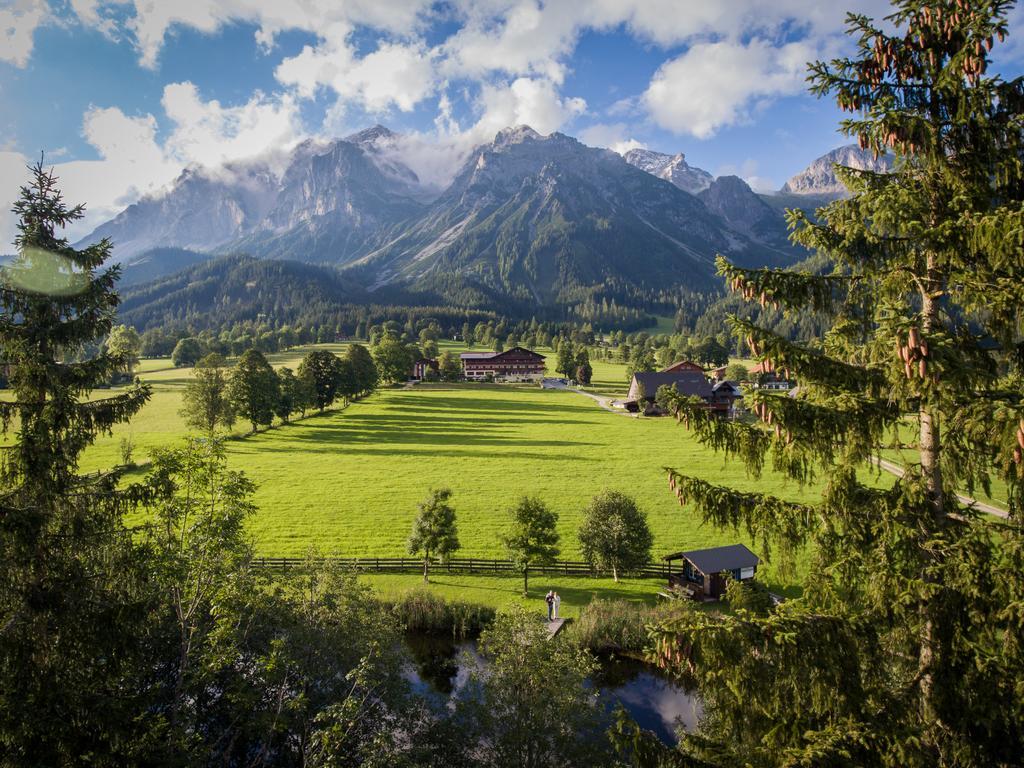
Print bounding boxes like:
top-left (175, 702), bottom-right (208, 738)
top-left (1, 0), bottom-right (48, 67)
top-left (160, 82), bottom-right (303, 169)
top-left (0, 82), bottom-right (304, 244)
top-left (440, 0), bottom-right (579, 84)
top-left (472, 77), bottom-right (585, 139)
top-left (275, 23), bottom-right (435, 113)
top-left (0, 151), bottom-right (31, 251)
top-left (644, 38), bottom-right (815, 138)
top-left (577, 123), bottom-right (645, 154)
top-left (716, 159), bottom-right (776, 192)
top-left (74, 0), bottom-right (434, 69)
top-left (377, 76), bottom-right (587, 192)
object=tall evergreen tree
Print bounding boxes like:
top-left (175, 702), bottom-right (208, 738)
top-left (0, 162), bottom-right (152, 761)
top-left (649, 3), bottom-right (1024, 765)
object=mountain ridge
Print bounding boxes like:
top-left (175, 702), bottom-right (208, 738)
top-left (78, 126), bottom-right (888, 314)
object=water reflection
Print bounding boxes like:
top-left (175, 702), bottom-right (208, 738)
top-left (400, 633), bottom-right (698, 745)
top-left (595, 656), bottom-right (702, 741)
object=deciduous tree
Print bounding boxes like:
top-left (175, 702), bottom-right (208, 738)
top-left (457, 607), bottom-right (610, 768)
top-left (407, 488), bottom-right (460, 582)
top-left (227, 348), bottom-right (279, 432)
top-left (501, 496), bottom-right (560, 595)
top-left (298, 349), bottom-right (343, 412)
top-left (346, 343), bottom-right (379, 398)
top-left (106, 323), bottom-right (141, 377)
top-left (438, 350), bottom-right (462, 382)
top-left (180, 352), bottom-right (235, 434)
top-left (171, 337), bottom-right (202, 367)
top-left (275, 366), bottom-right (298, 423)
top-left (578, 491), bottom-right (652, 582)
top-left (372, 336), bottom-right (415, 384)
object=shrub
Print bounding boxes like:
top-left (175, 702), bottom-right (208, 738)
top-left (567, 599), bottom-right (654, 654)
top-left (724, 577), bottom-right (773, 615)
top-left (386, 589), bottom-right (495, 639)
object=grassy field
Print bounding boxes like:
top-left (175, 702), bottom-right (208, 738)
top-left (359, 573), bottom-right (669, 619)
top-left (69, 343), bottom-right (824, 591)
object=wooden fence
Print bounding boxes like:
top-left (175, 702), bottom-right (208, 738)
top-left (252, 555), bottom-right (674, 580)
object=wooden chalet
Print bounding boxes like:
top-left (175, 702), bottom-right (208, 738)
top-left (624, 370), bottom-right (713, 415)
top-left (709, 364), bottom-right (728, 381)
top-left (410, 357), bottom-right (439, 380)
top-left (460, 346), bottom-right (546, 382)
top-left (661, 360), bottom-right (704, 374)
top-left (710, 380), bottom-right (744, 417)
top-left (664, 544), bottom-right (760, 599)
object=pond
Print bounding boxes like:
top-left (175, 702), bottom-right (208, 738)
top-left (402, 634), bottom-right (701, 745)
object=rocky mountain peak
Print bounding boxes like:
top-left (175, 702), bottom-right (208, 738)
top-left (493, 125), bottom-right (543, 146)
top-left (781, 144), bottom-right (892, 196)
top-left (344, 124), bottom-right (398, 146)
top-left (623, 147), bottom-right (712, 195)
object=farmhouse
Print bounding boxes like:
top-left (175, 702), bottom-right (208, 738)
top-left (711, 380), bottom-right (744, 417)
top-left (664, 544), bottom-right (760, 599)
top-left (661, 360), bottom-right (705, 374)
top-left (460, 346), bottom-right (546, 382)
top-left (623, 370), bottom-right (713, 414)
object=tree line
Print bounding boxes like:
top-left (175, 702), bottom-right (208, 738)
top-left (409, 487), bottom-right (653, 591)
top-left (179, 345), bottom-right (379, 435)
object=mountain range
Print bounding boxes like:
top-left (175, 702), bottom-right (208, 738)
top-left (82, 126), bottom-right (890, 313)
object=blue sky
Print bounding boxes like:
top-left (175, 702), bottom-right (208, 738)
top-left (2, 0), bottom-right (1023, 244)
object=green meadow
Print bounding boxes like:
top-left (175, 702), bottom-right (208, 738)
top-left (74, 342), bottom-right (822, 592)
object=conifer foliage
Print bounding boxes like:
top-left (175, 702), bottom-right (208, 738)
top-left (650, 3), bottom-right (1024, 765)
top-left (0, 161), bottom-right (152, 760)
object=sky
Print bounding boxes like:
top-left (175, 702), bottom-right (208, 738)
top-left (2, 0), bottom-right (1024, 247)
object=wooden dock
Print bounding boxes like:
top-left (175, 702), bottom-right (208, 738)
top-left (546, 618), bottom-right (568, 638)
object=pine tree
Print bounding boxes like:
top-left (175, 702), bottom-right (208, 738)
top-left (0, 161), bottom-right (152, 760)
top-left (648, 3), bottom-right (1024, 764)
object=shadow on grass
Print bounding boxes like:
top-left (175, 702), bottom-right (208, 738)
top-left (390, 394), bottom-right (597, 416)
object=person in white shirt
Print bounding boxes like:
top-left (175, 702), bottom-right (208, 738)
top-left (552, 592), bottom-right (561, 619)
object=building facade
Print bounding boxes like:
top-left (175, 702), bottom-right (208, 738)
top-left (460, 347), bottom-right (546, 382)
top-left (664, 544), bottom-right (760, 599)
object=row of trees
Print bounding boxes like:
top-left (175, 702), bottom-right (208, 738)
top-left (408, 488), bottom-right (653, 590)
top-left (180, 346), bottom-right (378, 435)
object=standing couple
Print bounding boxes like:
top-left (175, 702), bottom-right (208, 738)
top-left (545, 590), bottom-right (561, 620)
